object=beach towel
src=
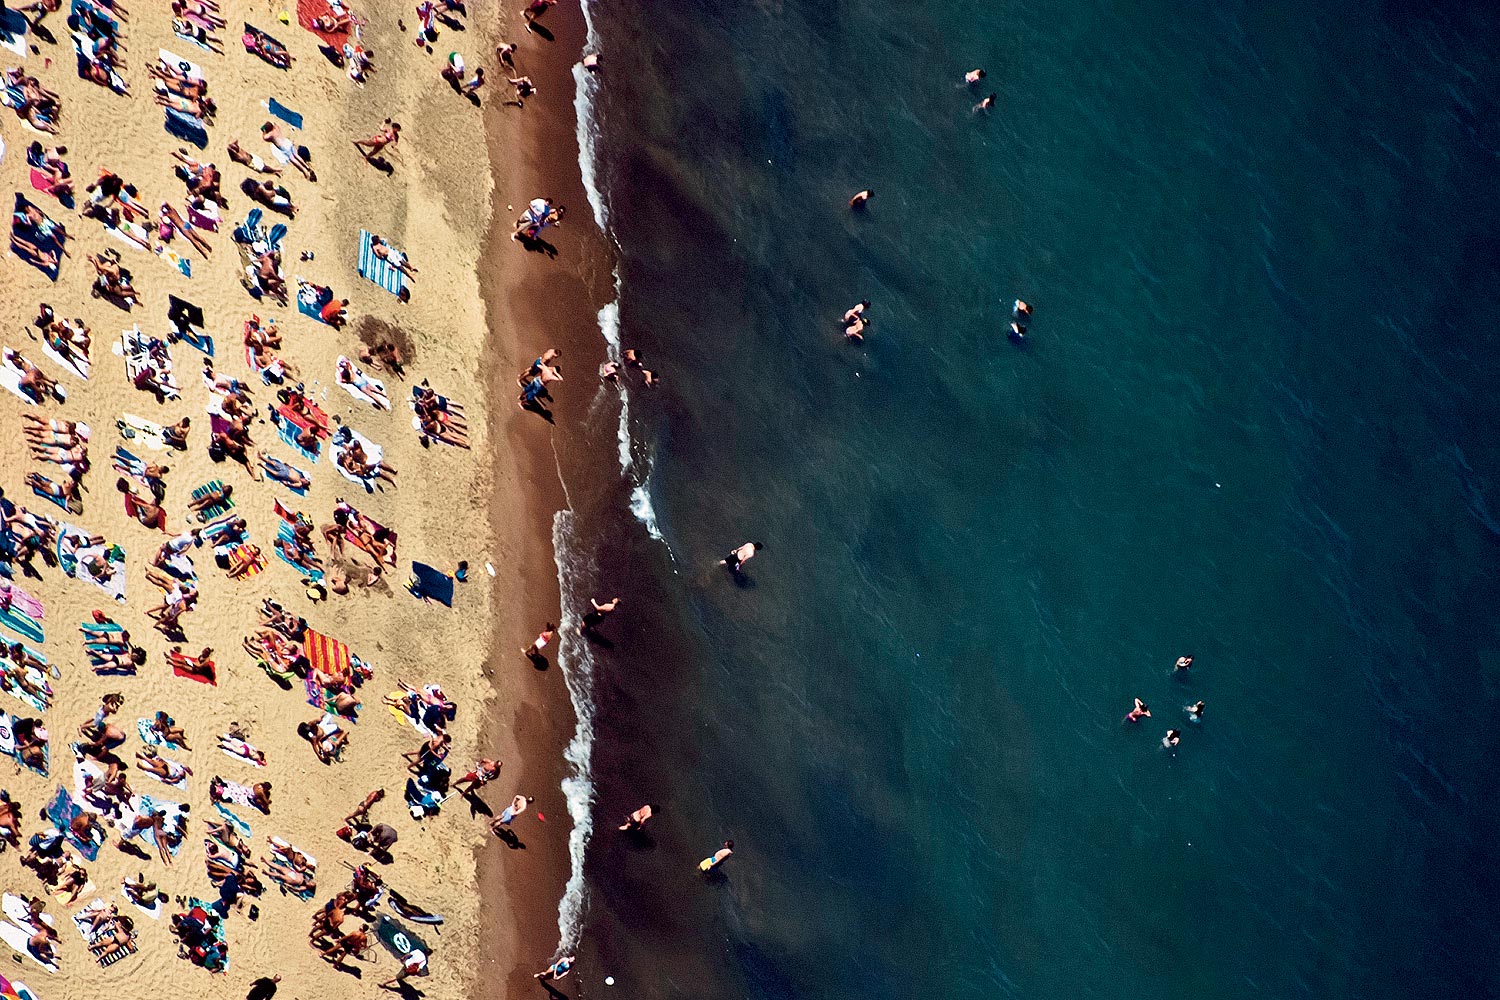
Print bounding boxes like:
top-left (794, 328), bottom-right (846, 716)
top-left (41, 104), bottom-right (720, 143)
top-left (219, 735), bottom-right (263, 767)
top-left (10, 194), bottom-right (65, 281)
top-left (27, 478), bottom-right (76, 515)
top-left (136, 717), bottom-right (184, 751)
top-left (136, 751), bottom-right (189, 789)
top-left (0, 712), bottom-right (48, 776)
top-left (185, 896), bottom-right (228, 968)
top-left (330, 428), bottom-right (385, 491)
top-left (336, 355), bottom-right (390, 409)
top-left (121, 883), bottom-right (164, 920)
top-left (163, 105), bottom-right (208, 149)
top-left (158, 48), bottom-right (204, 80)
top-left (357, 230), bottom-right (407, 296)
top-left (44, 788), bottom-right (103, 860)
top-left (73, 899), bottom-right (137, 966)
top-left (387, 692), bottom-right (436, 738)
top-left (190, 479), bottom-right (234, 522)
top-left (39, 337), bottom-right (89, 381)
top-left (264, 454), bottom-right (310, 495)
top-left (71, 755), bottom-right (114, 815)
top-left (57, 525), bottom-right (126, 603)
top-left (335, 502), bottom-right (398, 565)
top-left (169, 650), bottom-right (215, 685)
top-left (69, 0), bottom-right (119, 36)
top-left (0, 898), bottom-right (56, 977)
top-left (130, 794), bottom-right (187, 856)
top-left (117, 413), bottom-right (168, 450)
top-left (0, 607), bottom-right (44, 644)
top-left (375, 914), bottom-right (429, 961)
top-left (409, 562), bottom-right (454, 607)
top-left (212, 778), bottom-right (264, 815)
top-left (0, 583), bottom-right (44, 623)
top-left (0, 352), bottom-right (41, 406)
top-left (243, 23), bottom-right (291, 67)
top-left (27, 166), bottom-right (70, 209)
top-left (303, 628), bottom-right (351, 680)
top-left (212, 802), bottom-right (252, 839)
top-left (1, 663), bottom-right (51, 714)
top-left (0, 8), bottom-right (28, 56)
top-left (273, 520), bottom-right (322, 580)
top-left (297, 0), bottom-right (353, 44)
top-left (73, 34), bottom-right (127, 93)
top-left (265, 96), bottom-right (302, 129)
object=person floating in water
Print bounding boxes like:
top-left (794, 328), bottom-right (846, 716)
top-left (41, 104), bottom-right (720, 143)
top-left (963, 68), bottom-right (986, 86)
top-left (1162, 729), bottom-right (1181, 748)
top-left (720, 542), bottom-right (762, 575)
top-left (1174, 654), bottom-right (1193, 672)
top-left (1125, 698), bottom-right (1150, 723)
top-left (843, 300), bottom-right (870, 343)
top-left (1009, 299), bottom-right (1031, 344)
top-left (973, 93), bottom-right (996, 114)
top-left (699, 839), bottom-right (733, 872)
top-left (1185, 701), bottom-right (1205, 722)
top-left (848, 189), bottom-right (872, 210)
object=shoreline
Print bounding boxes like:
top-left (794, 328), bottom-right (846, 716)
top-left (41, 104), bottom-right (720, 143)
top-left (473, 0), bottom-right (615, 993)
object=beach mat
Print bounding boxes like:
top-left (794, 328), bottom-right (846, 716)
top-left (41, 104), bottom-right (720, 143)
top-left (357, 230), bottom-right (406, 296)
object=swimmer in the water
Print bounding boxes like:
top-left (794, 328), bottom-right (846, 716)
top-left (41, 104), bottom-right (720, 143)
top-left (1013, 300), bottom-right (1032, 320)
top-left (848, 189), bottom-right (872, 210)
top-left (1009, 320), bottom-right (1026, 344)
top-left (1174, 655), bottom-right (1193, 672)
top-left (1185, 701), bottom-right (1205, 722)
top-left (1162, 729), bottom-right (1181, 748)
top-left (973, 93), bottom-right (996, 114)
top-left (963, 68), bottom-right (986, 86)
top-left (1125, 698), bottom-right (1150, 723)
top-left (720, 542), bottom-right (762, 575)
top-left (843, 300), bottom-right (870, 343)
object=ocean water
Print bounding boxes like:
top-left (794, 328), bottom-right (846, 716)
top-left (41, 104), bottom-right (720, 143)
top-left (555, 2), bottom-right (1500, 998)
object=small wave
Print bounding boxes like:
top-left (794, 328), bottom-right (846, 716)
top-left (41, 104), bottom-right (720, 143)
top-left (572, 37), bottom-right (606, 232)
top-left (629, 471), bottom-right (663, 542)
top-left (551, 508), bottom-right (598, 954)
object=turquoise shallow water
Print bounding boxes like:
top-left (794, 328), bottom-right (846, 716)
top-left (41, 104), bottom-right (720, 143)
top-left (566, 2), bottom-right (1500, 997)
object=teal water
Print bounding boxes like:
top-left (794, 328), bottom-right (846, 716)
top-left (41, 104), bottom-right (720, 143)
top-left (568, 2), bottom-right (1500, 997)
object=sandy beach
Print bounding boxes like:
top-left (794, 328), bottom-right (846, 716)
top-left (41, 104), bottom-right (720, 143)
top-left (0, 0), bottom-right (599, 994)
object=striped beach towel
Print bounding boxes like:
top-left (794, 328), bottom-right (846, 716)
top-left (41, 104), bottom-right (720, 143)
top-left (357, 230), bottom-right (406, 296)
top-left (276, 418), bottom-right (320, 463)
top-left (191, 479), bottom-right (234, 522)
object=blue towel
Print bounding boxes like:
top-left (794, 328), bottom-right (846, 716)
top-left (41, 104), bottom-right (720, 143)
top-left (409, 562), bottom-right (455, 607)
top-left (11, 193), bottom-right (65, 282)
top-left (0, 8), bottom-right (29, 51)
top-left (357, 230), bottom-right (407, 296)
top-left (274, 521), bottom-right (323, 580)
top-left (164, 107), bottom-right (209, 149)
top-left (275, 419), bottom-right (320, 463)
top-left (267, 97), bottom-right (302, 129)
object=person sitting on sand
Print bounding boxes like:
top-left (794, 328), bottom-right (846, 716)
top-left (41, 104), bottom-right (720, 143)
top-left (150, 710), bottom-right (192, 749)
top-left (123, 872), bottom-right (161, 908)
top-left (298, 716), bottom-right (349, 764)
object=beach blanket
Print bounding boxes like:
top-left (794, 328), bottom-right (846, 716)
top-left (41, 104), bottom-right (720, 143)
top-left (169, 649), bottom-right (215, 685)
top-left (136, 717), bottom-right (184, 751)
top-left (190, 479), bottom-right (234, 522)
top-left (409, 562), bottom-right (454, 607)
top-left (167, 294), bottom-right (213, 355)
top-left (73, 33), bottom-right (127, 93)
top-left (273, 520), bottom-right (322, 580)
top-left (264, 836), bottom-right (316, 898)
top-left (136, 752), bottom-right (190, 789)
top-left (243, 23), bottom-right (291, 67)
top-left (303, 628), bottom-right (352, 681)
top-left (10, 194), bottom-right (64, 281)
top-left (117, 413), bottom-right (168, 450)
top-left (71, 755), bottom-right (113, 815)
top-left (271, 415), bottom-right (318, 465)
top-left (0, 349), bottom-right (60, 405)
top-left (295, 278), bottom-right (335, 324)
top-left (56, 525), bottom-right (126, 602)
top-left (211, 777), bottom-right (264, 814)
top-left (0, 583), bottom-right (46, 641)
top-left (330, 428), bottom-right (385, 491)
top-left (336, 355), bottom-right (389, 409)
top-left (121, 883), bottom-right (164, 920)
top-left (116, 325), bottom-right (180, 399)
top-left (1, 662), bottom-right (51, 714)
top-left (0, 712), bottom-right (48, 776)
top-left (73, 899), bottom-right (137, 966)
top-left (296, 0), bottom-right (353, 45)
top-left (129, 794), bottom-right (187, 856)
top-left (44, 787), bottom-right (103, 861)
top-left (357, 230), bottom-right (406, 296)
top-left (0, 606), bottom-right (44, 644)
top-left (0, 904), bottom-right (56, 975)
top-left (375, 914), bottom-right (429, 961)
top-left (386, 692), bottom-right (437, 738)
top-left (335, 502), bottom-right (398, 566)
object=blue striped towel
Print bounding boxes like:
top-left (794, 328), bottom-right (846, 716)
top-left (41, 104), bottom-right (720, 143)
top-left (276, 418), bottom-right (320, 463)
top-left (358, 230), bottom-right (406, 296)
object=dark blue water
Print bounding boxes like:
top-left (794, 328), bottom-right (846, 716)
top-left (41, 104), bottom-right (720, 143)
top-left (568, 2), bottom-right (1500, 997)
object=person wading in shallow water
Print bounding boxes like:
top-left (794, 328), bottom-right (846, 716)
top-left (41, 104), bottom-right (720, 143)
top-left (719, 542), bottom-right (763, 575)
top-left (698, 840), bottom-right (734, 872)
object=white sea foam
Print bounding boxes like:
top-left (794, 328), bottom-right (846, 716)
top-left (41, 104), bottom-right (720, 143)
top-left (552, 507), bottom-right (597, 954)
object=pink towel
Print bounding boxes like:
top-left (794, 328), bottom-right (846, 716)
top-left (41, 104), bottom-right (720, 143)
top-left (0, 583), bottom-right (45, 620)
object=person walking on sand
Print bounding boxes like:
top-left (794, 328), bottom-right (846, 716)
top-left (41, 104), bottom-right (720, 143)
top-left (522, 0), bottom-right (557, 31)
top-left (246, 974), bottom-right (281, 1000)
top-left (534, 954), bottom-right (574, 981)
top-left (720, 542), bottom-right (762, 574)
top-left (1125, 698), bottom-right (1150, 723)
top-left (490, 793), bottom-right (533, 831)
top-left (353, 120), bottom-right (401, 160)
top-left (522, 624), bottom-right (556, 660)
top-left (699, 840), bottom-right (734, 872)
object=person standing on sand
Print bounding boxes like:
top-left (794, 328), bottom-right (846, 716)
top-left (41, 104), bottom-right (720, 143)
top-left (523, 624), bottom-right (556, 660)
top-left (699, 840), bottom-right (734, 872)
top-left (720, 542), bottom-right (763, 574)
top-left (522, 0), bottom-right (557, 31)
top-left (490, 793), bottom-right (533, 830)
top-left (246, 974), bottom-right (281, 1000)
top-left (534, 954), bottom-right (574, 981)
top-left (353, 120), bottom-right (401, 160)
